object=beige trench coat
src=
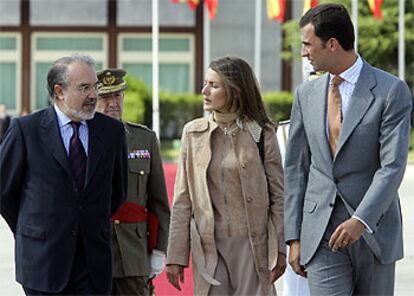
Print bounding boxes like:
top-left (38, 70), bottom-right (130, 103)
top-left (167, 117), bottom-right (285, 296)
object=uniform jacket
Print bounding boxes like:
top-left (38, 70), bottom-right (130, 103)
top-left (284, 61), bottom-right (413, 265)
top-left (167, 117), bottom-right (285, 296)
top-left (0, 107), bottom-right (128, 293)
top-left (112, 122), bottom-right (170, 277)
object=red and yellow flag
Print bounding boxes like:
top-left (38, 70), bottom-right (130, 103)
top-left (367, 0), bottom-right (383, 20)
top-left (267, 0), bottom-right (285, 23)
top-left (187, 0), bottom-right (200, 10)
top-left (303, 0), bottom-right (318, 14)
top-left (171, 0), bottom-right (218, 20)
top-left (205, 0), bottom-right (218, 19)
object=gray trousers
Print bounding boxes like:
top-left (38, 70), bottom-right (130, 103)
top-left (306, 199), bottom-right (395, 296)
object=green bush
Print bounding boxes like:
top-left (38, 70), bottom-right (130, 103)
top-left (122, 76), bottom-right (147, 123)
top-left (262, 92), bottom-right (293, 124)
top-left (156, 92), bottom-right (204, 139)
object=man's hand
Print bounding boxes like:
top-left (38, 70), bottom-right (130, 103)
top-left (288, 240), bottom-right (307, 278)
top-left (329, 217), bottom-right (365, 252)
top-left (166, 264), bottom-right (185, 291)
top-left (271, 252), bottom-right (287, 283)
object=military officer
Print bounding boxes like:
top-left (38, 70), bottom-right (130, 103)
top-left (96, 68), bottom-right (170, 296)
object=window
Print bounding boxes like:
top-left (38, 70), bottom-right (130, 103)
top-left (31, 32), bottom-right (107, 110)
top-left (0, 33), bottom-right (21, 114)
top-left (30, 0), bottom-right (107, 26)
top-left (118, 33), bottom-right (195, 93)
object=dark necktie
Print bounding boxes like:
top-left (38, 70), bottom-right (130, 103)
top-left (327, 75), bottom-right (344, 157)
top-left (69, 121), bottom-right (86, 190)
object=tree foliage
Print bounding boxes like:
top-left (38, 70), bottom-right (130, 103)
top-left (282, 0), bottom-right (414, 90)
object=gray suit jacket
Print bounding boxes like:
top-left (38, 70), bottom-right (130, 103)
top-left (284, 61), bottom-right (412, 265)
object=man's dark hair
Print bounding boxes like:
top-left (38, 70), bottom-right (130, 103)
top-left (46, 54), bottom-right (95, 102)
top-left (300, 3), bottom-right (355, 51)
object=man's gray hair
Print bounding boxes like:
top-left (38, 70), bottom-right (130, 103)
top-left (47, 54), bottom-right (96, 102)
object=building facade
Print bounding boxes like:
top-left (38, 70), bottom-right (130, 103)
top-left (0, 0), bottom-right (303, 115)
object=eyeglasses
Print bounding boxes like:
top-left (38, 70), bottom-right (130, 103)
top-left (75, 84), bottom-right (99, 95)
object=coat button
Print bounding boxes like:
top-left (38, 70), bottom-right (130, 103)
top-left (241, 163), bottom-right (246, 168)
top-left (114, 219), bottom-right (120, 224)
top-left (247, 197), bottom-right (253, 203)
top-left (329, 202), bottom-right (335, 207)
top-left (140, 170), bottom-right (145, 175)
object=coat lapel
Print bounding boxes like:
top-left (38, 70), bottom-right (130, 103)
top-left (336, 62), bottom-right (376, 156)
top-left (85, 117), bottom-right (104, 187)
top-left (40, 107), bottom-right (73, 179)
top-left (310, 74), bottom-right (333, 163)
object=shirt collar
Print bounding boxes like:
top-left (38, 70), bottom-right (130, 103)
top-left (54, 104), bottom-right (87, 128)
top-left (330, 54), bottom-right (363, 85)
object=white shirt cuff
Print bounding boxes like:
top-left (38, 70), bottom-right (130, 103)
top-left (352, 215), bottom-right (373, 234)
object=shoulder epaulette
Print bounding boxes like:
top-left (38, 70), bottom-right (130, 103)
top-left (125, 121), bottom-right (152, 132)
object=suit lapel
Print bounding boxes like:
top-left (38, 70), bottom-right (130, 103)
top-left (336, 62), bottom-right (376, 156)
top-left (85, 117), bottom-right (104, 187)
top-left (310, 74), bottom-right (333, 163)
top-left (40, 107), bottom-right (73, 179)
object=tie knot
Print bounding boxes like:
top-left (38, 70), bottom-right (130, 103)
top-left (70, 121), bottom-right (81, 133)
top-left (331, 75), bottom-right (344, 87)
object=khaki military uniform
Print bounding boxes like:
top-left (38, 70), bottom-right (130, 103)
top-left (112, 122), bottom-right (170, 296)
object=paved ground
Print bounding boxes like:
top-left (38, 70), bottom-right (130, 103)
top-left (1, 164), bottom-right (413, 295)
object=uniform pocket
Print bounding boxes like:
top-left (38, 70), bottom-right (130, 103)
top-left (129, 159), bottom-right (150, 175)
top-left (129, 159), bottom-right (150, 198)
top-left (136, 222), bottom-right (148, 239)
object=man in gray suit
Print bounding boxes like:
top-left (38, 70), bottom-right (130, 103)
top-left (284, 4), bottom-right (412, 295)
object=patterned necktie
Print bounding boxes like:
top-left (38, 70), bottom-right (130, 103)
top-left (69, 121), bottom-right (86, 190)
top-left (327, 75), bottom-right (344, 156)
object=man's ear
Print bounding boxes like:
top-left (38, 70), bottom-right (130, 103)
top-left (328, 38), bottom-right (341, 51)
top-left (54, 84), bottom-right (64, 100)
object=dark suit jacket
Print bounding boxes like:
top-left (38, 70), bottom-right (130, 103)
top-left (0, 106), bottom-right (128, 293)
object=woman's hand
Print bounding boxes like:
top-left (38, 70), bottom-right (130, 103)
top-left (271, 252), bottom-right (287, 283)
top-left (166, 264), bottom-right (185, 291)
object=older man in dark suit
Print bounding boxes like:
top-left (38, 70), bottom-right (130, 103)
top-left (0, 54), bottom-right (128, 295)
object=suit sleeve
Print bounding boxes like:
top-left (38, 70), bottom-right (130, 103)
top-left (147, 131), bottom-right (170, 252)
top-left (283, 88), bottom-right (311, 243)
top-left (166, 125), bottom-right (191, 267)
top-left (354, 79), bottom-right (413, 232)
top-left (111, 123), bottom-right (128, 215)
top-left (0, 118), bottom-right (26, 233)
top-left (263, 126), bottom-right (286, 256)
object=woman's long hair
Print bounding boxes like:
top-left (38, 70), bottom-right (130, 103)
top-left (209, 56), bottom-right (273, 127)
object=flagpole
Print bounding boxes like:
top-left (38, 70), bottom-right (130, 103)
top-left (398, 0), bottom-right (405, 81)
top-left (203, 3), bottom-right (210, 117)
top-left (351, 0), bottom-right (358, 50)
top-left (152, 0), bottom-right (160, 138)
top-left (254, 0), bottom-right (262, 83)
